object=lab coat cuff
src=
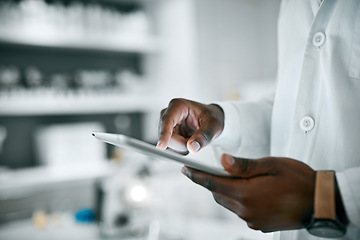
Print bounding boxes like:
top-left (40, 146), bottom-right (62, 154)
top-left (336, 170), bottom-right (360, 228)
top-left (210, 101), bottom-right (242, 150)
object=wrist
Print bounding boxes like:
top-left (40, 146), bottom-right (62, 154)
top-left (208, 103), bottom-right (225, 135)
top-left (209, 102), bottom-right (242, 149)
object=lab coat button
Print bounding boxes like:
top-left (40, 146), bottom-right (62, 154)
top-left (300, 116), bottom-right (315, 132)
top-left (313, 32), bottom-right (326, 47)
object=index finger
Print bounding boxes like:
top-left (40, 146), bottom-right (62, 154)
top-left (157, 105), bottom-right (188, 150)
top-left (157, 116), bottom-right (175, 150)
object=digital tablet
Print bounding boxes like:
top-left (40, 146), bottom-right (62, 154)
top-left (92, 132), bottom-right (231, 177)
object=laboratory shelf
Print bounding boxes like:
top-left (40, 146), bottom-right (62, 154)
top-left (0, 33), bottom-right (161, 54)
top-left (0, 91), bottom-right (166, 116)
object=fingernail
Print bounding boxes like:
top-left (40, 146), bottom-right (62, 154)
top-left (224, 155), bottom-right (235, 166)
top-left (189, 141), bottom-right (201, 152)
top-left (156, 141), bottom-right (164, 150)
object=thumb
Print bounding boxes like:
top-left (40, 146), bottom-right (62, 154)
top-left (221, 154), bottom-right (272, 178)
top-left (187, 125), bottom-right (218, 152)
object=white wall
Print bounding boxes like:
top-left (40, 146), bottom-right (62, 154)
top-left (142, 0), bottom-right (200, 141)
top-left (195, 0), bottom-right (281, 101)
top-left (144, 0), bottom-right (199, 101)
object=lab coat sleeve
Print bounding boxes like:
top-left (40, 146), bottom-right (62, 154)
top-left (211, 93), bottom-right (274, 159)
top-left (336, 169), bottom-right (360, 228)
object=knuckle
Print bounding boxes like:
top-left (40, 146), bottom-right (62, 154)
top-left (169, 98), bottom-right (185, 106)
top-left (201, 129), bottom-right (214, 143)
top-left (193, 129), bottom-right (215, 147)
top-left (202, 179), bottom-right (215, 191)
top-left (212, 193), bottom-right (237, 212)
top-left (236, 159), bottom-right (258, 175)
top-left (238, 159), bottom-right (251, 174)
top-left (247, 222), bottom-right (261, 231)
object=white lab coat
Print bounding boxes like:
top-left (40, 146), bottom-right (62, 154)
top-left (213, 0), bottom-right (360, 239)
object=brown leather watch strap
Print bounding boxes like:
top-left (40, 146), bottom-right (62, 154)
top-left (314, 171), bottom-right (336, 220)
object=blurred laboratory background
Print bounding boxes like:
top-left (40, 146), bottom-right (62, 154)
top-left (0, 0), bottom-right (280, 239)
